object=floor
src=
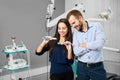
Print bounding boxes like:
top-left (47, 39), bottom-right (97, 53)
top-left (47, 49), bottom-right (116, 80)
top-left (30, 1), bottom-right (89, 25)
top-left (0, 72), bottom-right (50, 80)
top-left (26, 73), bottom-right (50, 80)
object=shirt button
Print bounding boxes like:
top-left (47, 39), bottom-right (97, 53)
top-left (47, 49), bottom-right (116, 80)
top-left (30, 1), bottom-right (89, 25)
top-left (88, 56), bottom-right (90, 59)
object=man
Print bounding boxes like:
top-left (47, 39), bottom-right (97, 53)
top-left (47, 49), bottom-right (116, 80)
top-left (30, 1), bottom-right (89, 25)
top-left (67, 10), bottom-right (107, 80)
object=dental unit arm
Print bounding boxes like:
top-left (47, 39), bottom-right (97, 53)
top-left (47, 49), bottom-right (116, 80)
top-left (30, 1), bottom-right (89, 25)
top-left (46, 4), bottom-right (84, 28)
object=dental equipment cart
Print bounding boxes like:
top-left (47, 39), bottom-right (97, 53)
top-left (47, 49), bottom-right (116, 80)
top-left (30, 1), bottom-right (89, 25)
top-left (2, 37), bottom-right (31, 80)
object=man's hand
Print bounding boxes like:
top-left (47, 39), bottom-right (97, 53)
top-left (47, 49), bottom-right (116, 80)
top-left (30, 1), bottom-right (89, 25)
top-left (80, 42), bottom-right (86, 48)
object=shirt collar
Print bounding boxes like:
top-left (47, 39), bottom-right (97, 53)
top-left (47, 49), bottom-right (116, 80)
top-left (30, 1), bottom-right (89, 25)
top-left (79, 21), bottom-right (89, 33)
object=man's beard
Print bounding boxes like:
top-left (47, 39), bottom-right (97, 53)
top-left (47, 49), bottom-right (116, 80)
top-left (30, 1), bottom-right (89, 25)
top-left (79, 21), bottom-right (83, 32)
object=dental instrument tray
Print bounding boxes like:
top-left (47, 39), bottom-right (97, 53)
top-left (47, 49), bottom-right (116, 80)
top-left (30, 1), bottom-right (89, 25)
top-left (4, 45), bottom-right (28, 54)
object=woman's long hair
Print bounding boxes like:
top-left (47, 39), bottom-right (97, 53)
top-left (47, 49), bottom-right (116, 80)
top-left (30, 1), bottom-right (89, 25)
top-left (49, 18), bottom-right (73, 55)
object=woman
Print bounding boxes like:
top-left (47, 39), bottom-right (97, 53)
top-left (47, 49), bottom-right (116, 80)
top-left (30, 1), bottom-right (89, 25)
top-left (35, 18), bottom-right (74, 80)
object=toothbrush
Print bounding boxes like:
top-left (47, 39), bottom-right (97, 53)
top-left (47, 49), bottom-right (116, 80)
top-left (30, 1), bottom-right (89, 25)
top-left (42, 36), bottom-right (57, 40)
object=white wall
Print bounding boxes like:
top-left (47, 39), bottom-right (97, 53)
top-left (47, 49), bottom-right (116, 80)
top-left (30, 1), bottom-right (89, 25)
top-left (0, 0), bottom-right (65, 77)
top-left (65, 0), bottom-right (120, 75)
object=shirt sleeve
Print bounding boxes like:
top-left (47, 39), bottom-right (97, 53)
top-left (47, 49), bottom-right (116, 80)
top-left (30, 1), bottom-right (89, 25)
top-left (73, 33), bottom-right (89, 56)
top-left (35, 42), bottom-right (50, 56)
top-left (67, 59), bottom-right (74, 65)
top-left (87, 23), bottom-right (105, 50)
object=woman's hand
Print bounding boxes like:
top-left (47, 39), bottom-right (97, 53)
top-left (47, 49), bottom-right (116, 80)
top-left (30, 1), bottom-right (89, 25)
top-left (63, 41), bottom-right (73, 59)
top-left (37, 36), bottom-right (55, 53)
top-left (42, 36), bottom-right (56, 45)
top-left (63, 41), bottom-right (72, 50)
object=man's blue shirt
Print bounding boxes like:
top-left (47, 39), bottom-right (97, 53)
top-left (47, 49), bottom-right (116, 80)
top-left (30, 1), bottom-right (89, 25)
top-left (73, 22), bottom-right (106, 63)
